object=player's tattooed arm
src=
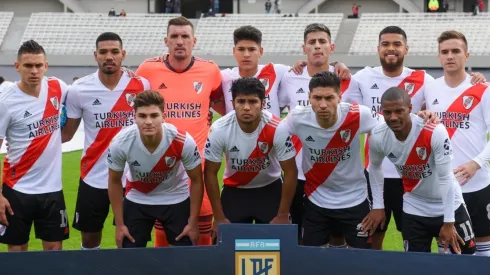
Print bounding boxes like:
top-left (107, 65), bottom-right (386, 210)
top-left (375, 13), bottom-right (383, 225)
top-left (61, 118), bottom-right (82, 143)
top-left (204, 160), bottom-right (230, 240)
top-left (177, 165), bottom-right (204, 245)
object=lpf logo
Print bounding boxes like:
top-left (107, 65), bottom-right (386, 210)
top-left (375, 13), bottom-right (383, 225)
top-left (235, 239), bottom-right (280, 275)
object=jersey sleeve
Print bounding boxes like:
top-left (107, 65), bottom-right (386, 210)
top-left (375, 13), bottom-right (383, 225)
top-left (273, 123), bottom-right (295, 161)
top-left (431, 124), bottom-right (453, 165)
top-left (359, 104), bottom-right (383, 134)
top-left (140, 77), bottom-right (151, 91)
top-left (341, 73), bottom-right (362, 104)
top-left (472, 86), bottom-right (490, 167)
top-left (210, 63), bottom-right (223, 101)
top-left (135, 61), bottom-right (151, 79)
top-left (107, 138), bottom-right (127, 172)
top-left (181, 133), bottom-right (202, 170)
top-left (58, 78), bottom-right (69, 104)
top-left (278, 74), bottom-right (291, 108)
top-left (65, 84), bottom-right (82, 119)
top-left (0, 102), bottom-right (11, 139)
top-left (278, 113), bottom-right (296, 136)
top-left (367, 132), bottom-right (385, 209)
top-left (203, 125), bottom-right (225, 163)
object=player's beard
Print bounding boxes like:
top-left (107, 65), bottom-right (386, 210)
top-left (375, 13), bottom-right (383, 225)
top-left (379, 55), bottom-right (404, 73)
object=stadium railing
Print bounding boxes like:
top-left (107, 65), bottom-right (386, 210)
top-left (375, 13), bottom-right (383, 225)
top-left (1, 224), bottom-right (488, 275)
top-left (0, 12), bottom-right (14, 48)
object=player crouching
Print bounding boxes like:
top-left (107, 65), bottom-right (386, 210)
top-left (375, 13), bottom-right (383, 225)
top-left (204, 78), bottom-right (298, 239)
top-left (107, 90), bottom-right (203, 248)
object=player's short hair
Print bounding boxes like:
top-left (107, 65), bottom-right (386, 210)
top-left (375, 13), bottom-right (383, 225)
top-left (134, 90), bottom-right (165, 113)
top-left (379, 26), bottom-right (407, 42)
top-left (437, 30), bottom-right (468, 50)
top-left (304, 23), bottom-right (331, 42)
top-left (0, 77), bottom-right (4, 85)
top-left (167, 16), bottom-right (194, 34)
top-left (17, 40), bottom-right (45, 58)
top-left (231, 78), bottom-right (265, 101)
top-left (381, 87), bottom-right (411, 106)
top-left (96, 32), bottom-right (123, 48)
top-left (233, 25), bottom-right (262, 46)
top-left (309, 71), bottom-right (340, 94)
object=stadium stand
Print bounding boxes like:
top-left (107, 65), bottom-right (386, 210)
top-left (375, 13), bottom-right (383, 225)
top-left (0, 12), bottom-right (14, 48)
top-left (20, 13), bottom-right (181, 55)
top-left (349, 12), bottom-right (490, 56)
top-left (193, 13), bottom-right (343, 55)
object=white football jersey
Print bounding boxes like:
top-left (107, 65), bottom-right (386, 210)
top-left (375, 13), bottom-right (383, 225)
top-left (107, 123), bottom-right (201, 205)
top-left (204, 110), bottom-right (295, 188)
top-left (221, 63), bottom-right (289, 117)
top-left (0, 77), bottom-right (68, 194)
top-left (65, 71), bottom-right (150, 189)
top-left (424, 75), bottom-right (490, 193)
top-left (279, 103), bottom-right (381, 209)
top-left (342, 66), bottom-right (435, 179)
top-left (369, 115), bottom-right (463, 218)
top-left (277, 65), bottom-right (352, 181)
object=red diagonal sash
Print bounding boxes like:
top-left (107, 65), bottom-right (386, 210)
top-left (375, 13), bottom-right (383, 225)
top-left (80, 78), bottom-right (144, 180)
top-left (125, 130), bottom-right (186, 194)
top-left (401, 124), bottom-right (435, 193)
top-left (3, 78), bottom-right (62, 188)
top-left (398, 70), bottom-right (425, 99)
top-left (304, 104), bottom-right (361, 197)
top-left (257, 63), bottom-right (277, 96)
top-left (441, 83), bottom-right (488, 139)
top-left (340, 79), bottom-right (350, 95)
top-left (291, 135), bottom-right (302, 156)
top-left (223, 117), bottom-right (280, 187)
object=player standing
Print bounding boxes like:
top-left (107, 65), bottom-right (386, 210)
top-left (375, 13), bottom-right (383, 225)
top-left (0, 40), bottom-right (69, 251)
top-left (136, 16), bottom-right (223, 246)
top-left (107, 90), bottom-right (203, 248)
top-left (278, 71), bottom-right (385, 248)
top-left (62, 32), bottom-right (150, 250)
top-left (368, 87), bottom-right (475, 254)
top-left (424, 30), bottom-right (490, 256)
top-left (204, 78), bottom-right (297, 234)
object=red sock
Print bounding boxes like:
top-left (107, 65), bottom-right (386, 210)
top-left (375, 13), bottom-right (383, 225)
top-left (154, 228), bottom-right (169, 247)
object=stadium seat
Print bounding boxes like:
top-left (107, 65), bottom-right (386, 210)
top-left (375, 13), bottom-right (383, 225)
top-left (0, 12), bottom-right (14, 48)
top-left (349, 12), bottom-right (490, 56)
top-left (193, 13), bottom-right (343, 56)
top-left (21, 13), bottom-right (182, 55)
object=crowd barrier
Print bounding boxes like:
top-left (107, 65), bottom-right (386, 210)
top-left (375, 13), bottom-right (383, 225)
top-left (1, 224), bottom-right (488, 275)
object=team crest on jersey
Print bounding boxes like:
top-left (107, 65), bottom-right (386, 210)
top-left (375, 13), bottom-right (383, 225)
top-left (165, 156), bottom-right (177, 168)
top-left (340, 130), bottom-right (351, 143)
top-left (258, 141), bottom-right (269, 154)
top-left (463, 96), bottom-right (475, 110)
top-left (0, 224), bottom-right (6, 236)
top-left (416, 147), bottom-right (427, 160)
top-left (126, 93), bottom-right (136, 107)
top-left (404, 82), bottom-right (415, 95)
top-left (194, 82), bottom-right (203, 94)
top-left (259, 78), bottom-right (270, 90)
top-left (50, 96), bottom-right (59, 110)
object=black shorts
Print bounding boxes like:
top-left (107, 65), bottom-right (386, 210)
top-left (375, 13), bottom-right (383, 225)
top-left (0, 185), bottom-right (69, 245)
top-left (123, 197), bottom-right (191, 248)
top-left (290, 179), bottom-right (305, 240)
top-left (402, 204), bottom-right (476, 254)
top-left (463, 184), bottom-right (490, 238)
top-left (302, 198), bottom-right (371, 249)
top-left (365, 170), bottom-right (403, 232)
top-left (221, 179), bottom-right (282, 224)
top-left (73, 178), bottom-right (110, 233)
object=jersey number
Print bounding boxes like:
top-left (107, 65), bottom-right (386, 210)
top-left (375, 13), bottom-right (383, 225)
top-left (459, 220), bottom-right (475, 241)
top-left (60, 209), bottom-right (68, 228)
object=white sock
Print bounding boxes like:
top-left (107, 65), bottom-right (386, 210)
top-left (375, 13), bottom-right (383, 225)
top-left (437, 243), bottom-right (447, 254)
top-left (328, 243), bottom-right (347, 248)
top-left (476, 241), bottom-right (490, 256)
top-left (81, 243), bottom-right (100, 250)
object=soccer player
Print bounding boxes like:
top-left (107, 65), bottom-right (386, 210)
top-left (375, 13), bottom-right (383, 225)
top-left (136, 16), bottom-right (222, 246)
top-left (0, 40), bottom-right (69, 251)
top-left (278, 71), bottom-right (384, 248)
top-left (424, 30), bottom-right (490, 256)
top-left (62, 32), bottom-right (150, 250)
top-left (107, 90), bottom-right (203, 248)
top-left (204, 78), bottom-right (298, 234)
top-left (278, 23), bottom-right (352, 245)
top-left (368, 87), bottom-right (476, 255)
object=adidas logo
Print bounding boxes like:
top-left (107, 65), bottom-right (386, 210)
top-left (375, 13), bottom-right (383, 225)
top-left (370, 84), bottom-right (379, 89)
top-left (23, 111), bottom-right (32, 118)
top-left (230, 146), bottom-right (240, 152)
top-left (131, 160), bottom-right (141, 166)
top-left (305, 136), bottom-right (315, 142)
top-left (432, 99), bottom-right (439, 105)
top-left (296, 88), bottom-right (305, 93)
top-left (388, 152), bottom-right (397, 159)
top-left (92, 99), bottom-right (101, 106)
top-left (159, 82), bottom-right (167, 89)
